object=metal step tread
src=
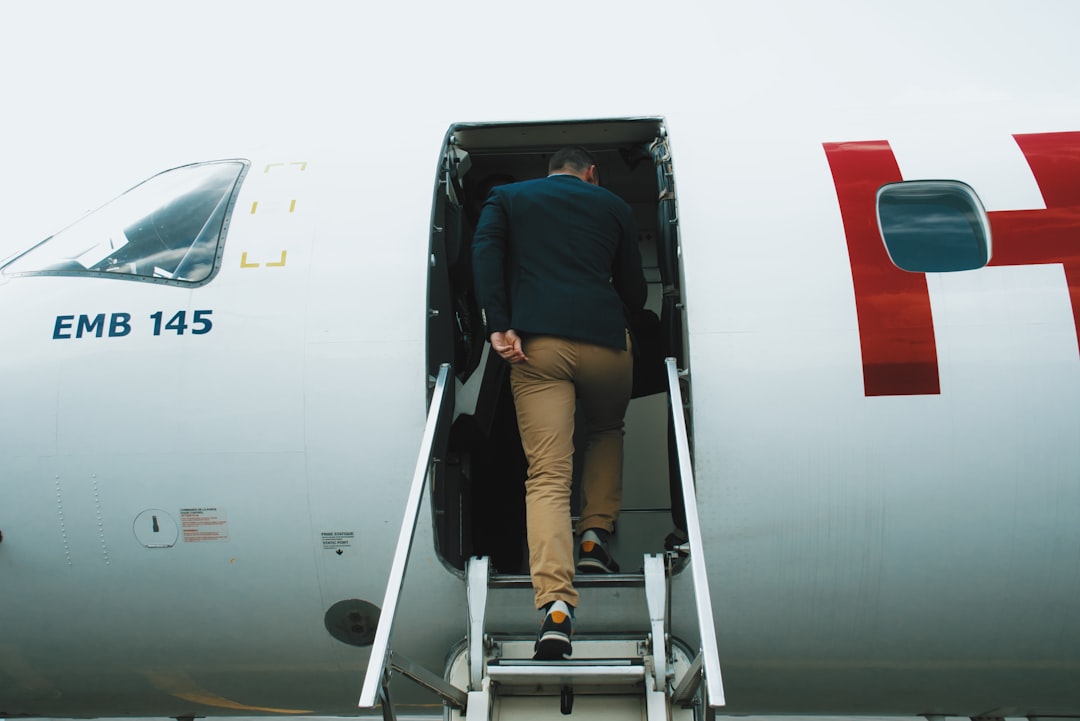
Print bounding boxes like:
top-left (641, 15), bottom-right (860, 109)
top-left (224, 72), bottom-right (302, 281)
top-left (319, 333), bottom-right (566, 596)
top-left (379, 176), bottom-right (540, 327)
top-left (488, 571), bottom-right (647, 590)
top-left (487, 657), bottom-right (646, 686)
top-left (488, 554), bottom-right (689, 589)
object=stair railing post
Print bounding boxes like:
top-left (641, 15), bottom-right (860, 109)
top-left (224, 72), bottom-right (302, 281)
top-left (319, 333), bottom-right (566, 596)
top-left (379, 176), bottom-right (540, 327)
top-left (665, 357), bottom-right (726, 707)
top-left (358, 363), bottom-right (452, 709)
top-left (466, 555), bottom-right (490, 691)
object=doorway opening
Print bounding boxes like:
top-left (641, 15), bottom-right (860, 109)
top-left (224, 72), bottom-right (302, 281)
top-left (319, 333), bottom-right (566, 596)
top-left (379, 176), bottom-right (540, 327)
top-left (426, 118), bottom-right (690, 576)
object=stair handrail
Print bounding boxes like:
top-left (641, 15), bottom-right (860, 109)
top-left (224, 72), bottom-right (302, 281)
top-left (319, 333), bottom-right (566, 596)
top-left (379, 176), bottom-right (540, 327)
top-left (665, 356), bottom-right (726, 707)
top-left (359, 363), bottom-right (452, 709)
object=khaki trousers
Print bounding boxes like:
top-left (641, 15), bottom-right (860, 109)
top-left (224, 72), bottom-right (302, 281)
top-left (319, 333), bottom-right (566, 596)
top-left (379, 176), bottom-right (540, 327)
top-left (509, 333), bottom-right (633, 609)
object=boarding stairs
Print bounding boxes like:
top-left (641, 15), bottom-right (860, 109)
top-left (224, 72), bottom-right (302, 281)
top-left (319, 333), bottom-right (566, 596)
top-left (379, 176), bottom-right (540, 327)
top-left (443, 553), bottom-right (706, 720)
top-left (358, 359), bottom-right (724, 719)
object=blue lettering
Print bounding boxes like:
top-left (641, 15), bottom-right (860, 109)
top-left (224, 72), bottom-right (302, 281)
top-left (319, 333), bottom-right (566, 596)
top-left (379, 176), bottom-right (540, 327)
top-left (76, 314), bottom-right (106, 338)
top-left (109, 313), bottom-right (132, 337)
top-left (52, 309), bottom-right (212, 338)
top-left (53, 315), bottom-right (74, 339)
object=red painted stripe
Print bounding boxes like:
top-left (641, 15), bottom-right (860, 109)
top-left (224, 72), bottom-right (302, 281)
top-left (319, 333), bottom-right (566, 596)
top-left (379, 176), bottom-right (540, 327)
top-left (988, 132), bottom-right (1080, 358)
top-left (824, 141), bottom-right (941, 396)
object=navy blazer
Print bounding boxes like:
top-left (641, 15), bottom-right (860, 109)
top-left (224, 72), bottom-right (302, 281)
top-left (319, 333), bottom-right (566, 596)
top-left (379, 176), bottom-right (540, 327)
top-left (472, 174), bottom-right (647, 351)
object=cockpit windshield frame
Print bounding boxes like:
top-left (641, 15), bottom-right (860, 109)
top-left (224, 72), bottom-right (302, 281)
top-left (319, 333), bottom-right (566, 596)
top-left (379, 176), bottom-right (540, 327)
top-left (1, 159), bottom-right (249, 287)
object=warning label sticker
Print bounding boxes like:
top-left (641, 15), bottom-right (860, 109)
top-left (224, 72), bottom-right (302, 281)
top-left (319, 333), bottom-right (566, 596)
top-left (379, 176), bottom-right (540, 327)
top-left (180, 507), bottom-right (229, 542)
top-left (321, 531), bottom-right (355, 550)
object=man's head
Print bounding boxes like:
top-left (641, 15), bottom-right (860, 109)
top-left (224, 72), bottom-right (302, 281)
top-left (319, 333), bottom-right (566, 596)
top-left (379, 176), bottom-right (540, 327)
top-left (548, 146), bottom-right (599, 185)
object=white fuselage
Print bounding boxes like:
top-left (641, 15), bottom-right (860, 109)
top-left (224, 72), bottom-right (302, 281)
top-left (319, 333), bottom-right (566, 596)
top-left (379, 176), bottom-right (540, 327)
top-left (1, 3), bottom-right (1079, 718)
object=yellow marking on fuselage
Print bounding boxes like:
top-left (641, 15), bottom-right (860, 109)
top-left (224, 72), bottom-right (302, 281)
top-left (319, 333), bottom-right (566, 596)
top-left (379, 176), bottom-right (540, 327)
top-left (146, 671), bottom-right (311, 714)
top-left (0, 644), bottom-right (56, 694)
top-left (265, 251), bottom-right (287, 267)
top-left (264, 161), bottom-right (306, 172)
top-left (240, 252), bottom-right (260, 268)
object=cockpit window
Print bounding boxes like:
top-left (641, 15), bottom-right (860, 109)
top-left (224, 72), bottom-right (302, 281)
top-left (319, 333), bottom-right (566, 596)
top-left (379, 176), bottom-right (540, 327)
top-left (2, 160), bottom-right (248, 285)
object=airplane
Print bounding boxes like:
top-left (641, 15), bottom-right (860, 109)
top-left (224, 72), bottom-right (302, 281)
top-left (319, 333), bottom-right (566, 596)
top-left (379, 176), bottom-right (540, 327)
top-left (1, 2), bottom-right (1079, 720)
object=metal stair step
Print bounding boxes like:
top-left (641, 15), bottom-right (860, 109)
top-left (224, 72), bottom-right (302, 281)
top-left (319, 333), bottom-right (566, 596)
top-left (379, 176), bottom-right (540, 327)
top-left (488, 572), bottom-right (648, 590)
top-left (487, 658), bottom-right (645, 687)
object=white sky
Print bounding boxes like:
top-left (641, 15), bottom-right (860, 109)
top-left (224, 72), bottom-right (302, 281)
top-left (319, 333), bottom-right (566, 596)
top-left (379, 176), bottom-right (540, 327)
top-left (1, 0), bottom-right (1077, 259)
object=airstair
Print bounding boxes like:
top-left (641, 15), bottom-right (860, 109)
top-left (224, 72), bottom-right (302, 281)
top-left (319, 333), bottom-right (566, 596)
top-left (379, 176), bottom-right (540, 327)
top-left (358, 359), bottom-right (724, 719)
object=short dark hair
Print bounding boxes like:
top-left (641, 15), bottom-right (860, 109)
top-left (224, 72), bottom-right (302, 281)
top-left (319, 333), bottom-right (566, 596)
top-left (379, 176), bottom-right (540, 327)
top-left (548, 146), bottom-right (597, 174)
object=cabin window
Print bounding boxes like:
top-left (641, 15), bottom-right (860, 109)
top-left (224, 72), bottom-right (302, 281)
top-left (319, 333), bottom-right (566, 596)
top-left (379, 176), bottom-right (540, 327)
top-left (426, 119), bottom-right (691, 575)
top-left (876, 180), bottom-right (991, 272)
top-left (2, 160), bottom-right (248, 285)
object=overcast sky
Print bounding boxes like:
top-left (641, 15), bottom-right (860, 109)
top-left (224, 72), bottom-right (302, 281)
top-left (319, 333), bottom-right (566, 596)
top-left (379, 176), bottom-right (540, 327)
top-left (1, 0), bottom-right (1077, 260)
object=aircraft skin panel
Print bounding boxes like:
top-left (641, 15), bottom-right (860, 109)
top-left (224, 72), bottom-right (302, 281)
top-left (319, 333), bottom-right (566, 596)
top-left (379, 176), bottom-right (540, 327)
top-left (682, 119), bottom-right (1080, 713)
top-left (0, 153), bottom-right (445, 718)
top-left (0, 0), bottom-right (1076, 717)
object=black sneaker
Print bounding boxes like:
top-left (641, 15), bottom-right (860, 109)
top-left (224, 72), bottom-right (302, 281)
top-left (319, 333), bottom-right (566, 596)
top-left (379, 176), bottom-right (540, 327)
top-left (534, 600), bottom-right (574, 660)
top-left (576, 529), bottom-right (620, 574)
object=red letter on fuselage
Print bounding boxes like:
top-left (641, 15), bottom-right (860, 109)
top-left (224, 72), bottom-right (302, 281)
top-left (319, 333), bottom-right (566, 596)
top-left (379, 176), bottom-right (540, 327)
top-left (825, 132), bottom-right (1080, 397)
top-left (824, 140), bottom-right (940, 396)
